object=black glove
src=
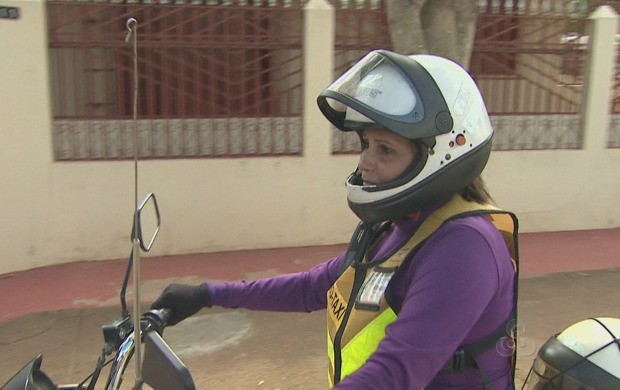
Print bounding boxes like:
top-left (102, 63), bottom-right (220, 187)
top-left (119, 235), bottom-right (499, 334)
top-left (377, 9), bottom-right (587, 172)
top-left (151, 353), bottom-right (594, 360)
top-left (150, 283), bottom-right (212, 326)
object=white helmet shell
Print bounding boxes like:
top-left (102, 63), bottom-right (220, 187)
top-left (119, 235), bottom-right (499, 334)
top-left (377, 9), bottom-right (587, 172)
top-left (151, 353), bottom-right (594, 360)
top-left (558, 317), bottom-right (620, 378)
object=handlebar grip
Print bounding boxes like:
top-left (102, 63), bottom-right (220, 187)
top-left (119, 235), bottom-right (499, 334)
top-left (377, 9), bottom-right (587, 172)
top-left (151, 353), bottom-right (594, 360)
top-left (154, 307), bottom-right (173, 324)
top-left (141, 308), bottom-right (174, 334)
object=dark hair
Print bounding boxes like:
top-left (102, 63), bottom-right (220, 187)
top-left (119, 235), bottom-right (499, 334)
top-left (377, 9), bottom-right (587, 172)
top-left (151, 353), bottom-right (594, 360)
top-left (459, 176), bottom-right (494, 205)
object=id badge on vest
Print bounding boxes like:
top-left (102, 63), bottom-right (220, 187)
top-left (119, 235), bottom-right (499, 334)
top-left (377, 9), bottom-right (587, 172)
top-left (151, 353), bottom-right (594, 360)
top-left (354, 267), bottom-right (397, 311)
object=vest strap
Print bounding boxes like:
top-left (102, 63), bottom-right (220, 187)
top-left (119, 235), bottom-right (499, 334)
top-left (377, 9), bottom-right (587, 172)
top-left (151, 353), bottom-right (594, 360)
top-left (337, 221), bottom-right (391, 276)
top-left (441, 310), bottom-right (515, 372)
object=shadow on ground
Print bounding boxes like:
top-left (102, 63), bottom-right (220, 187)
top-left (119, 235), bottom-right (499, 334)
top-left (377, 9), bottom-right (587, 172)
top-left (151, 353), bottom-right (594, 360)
top-left (2, 269), bottom-right (620, 389)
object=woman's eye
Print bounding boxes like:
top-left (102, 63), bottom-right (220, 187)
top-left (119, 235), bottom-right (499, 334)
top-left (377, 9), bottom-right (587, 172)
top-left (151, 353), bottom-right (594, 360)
top-left (381, 145), bottom-right (394, 154)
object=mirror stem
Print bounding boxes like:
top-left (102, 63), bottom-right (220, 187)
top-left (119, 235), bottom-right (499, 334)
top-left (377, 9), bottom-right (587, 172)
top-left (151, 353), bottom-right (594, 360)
top-left (132, 237), bottom-right (142, 382)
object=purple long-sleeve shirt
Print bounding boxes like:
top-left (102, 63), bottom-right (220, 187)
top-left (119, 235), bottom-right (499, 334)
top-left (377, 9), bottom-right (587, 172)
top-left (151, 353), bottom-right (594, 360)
top-left (208, 211), bottom-right (516, 389)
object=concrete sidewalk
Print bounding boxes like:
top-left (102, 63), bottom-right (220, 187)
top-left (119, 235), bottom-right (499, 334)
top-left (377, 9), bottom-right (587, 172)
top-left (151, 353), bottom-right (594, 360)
top-left (1, 227), bottom-right (620, 388)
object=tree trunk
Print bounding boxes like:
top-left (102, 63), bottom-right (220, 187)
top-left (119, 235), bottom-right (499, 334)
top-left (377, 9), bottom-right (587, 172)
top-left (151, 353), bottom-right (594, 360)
top-left (385, 0), bottom-right (479, 68)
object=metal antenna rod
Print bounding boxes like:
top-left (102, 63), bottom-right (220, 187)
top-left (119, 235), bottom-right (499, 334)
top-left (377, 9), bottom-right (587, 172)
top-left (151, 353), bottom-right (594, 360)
top-left (125, 17), bottom-right (139, 225)
top-left (125, 17), bottom-right (143, 387)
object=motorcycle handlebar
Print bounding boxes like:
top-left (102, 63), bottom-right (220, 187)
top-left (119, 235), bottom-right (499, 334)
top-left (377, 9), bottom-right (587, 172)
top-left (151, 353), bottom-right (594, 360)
top-left (105, 308), bottom-right (174, 390)
top-left (3, 308), bottom-right (177, 390)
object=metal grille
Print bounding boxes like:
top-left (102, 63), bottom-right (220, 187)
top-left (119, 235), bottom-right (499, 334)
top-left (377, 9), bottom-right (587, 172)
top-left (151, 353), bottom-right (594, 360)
top-left (614, 47), bottom-right (620, 115)
top-left (607, 3), bottom-right (620, 147)
top-left (48, 1), bottom-right (303, 159)
top-left (470, 0), bottom-right (593, 150)
top-left (472, 2), bottom-right (588, 115)
top-left (607, 42), bottom-right (620, 148)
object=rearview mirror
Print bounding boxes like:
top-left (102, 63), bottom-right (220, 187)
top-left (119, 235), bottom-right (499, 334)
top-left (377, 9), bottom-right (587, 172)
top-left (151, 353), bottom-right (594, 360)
top-left (133, 193), bottom-right (160, 252)
top-left (143, 331), bottom-right (195, 390)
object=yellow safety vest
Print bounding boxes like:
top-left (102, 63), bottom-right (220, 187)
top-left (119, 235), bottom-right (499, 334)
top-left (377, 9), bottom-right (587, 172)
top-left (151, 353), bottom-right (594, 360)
top-left (327, 195), bottom-right (519, 387)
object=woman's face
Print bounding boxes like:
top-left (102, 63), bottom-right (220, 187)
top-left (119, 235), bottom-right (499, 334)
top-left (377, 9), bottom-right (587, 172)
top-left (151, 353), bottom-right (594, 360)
top-left (358, 128), bottom-right (418, 186)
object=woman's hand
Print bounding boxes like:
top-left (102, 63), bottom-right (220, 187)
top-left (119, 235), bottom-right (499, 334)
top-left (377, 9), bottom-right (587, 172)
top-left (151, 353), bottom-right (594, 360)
top-left (150, 283), bottom-right (212, 325)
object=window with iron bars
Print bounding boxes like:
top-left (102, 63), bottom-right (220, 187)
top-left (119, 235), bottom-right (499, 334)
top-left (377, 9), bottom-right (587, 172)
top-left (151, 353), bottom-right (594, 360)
top-left (470, 0), bottom-right (598, 80)
top-left (48, 1), bottom-right (304, 160)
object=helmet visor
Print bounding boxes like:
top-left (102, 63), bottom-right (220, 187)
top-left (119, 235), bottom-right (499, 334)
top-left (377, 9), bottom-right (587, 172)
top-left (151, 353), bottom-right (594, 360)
top-left (318, 50), bottom-right (450, 139)
top-left (525, 356), bottom-right (596, 390)
top-left (332, 52), bottom-right (419, 116)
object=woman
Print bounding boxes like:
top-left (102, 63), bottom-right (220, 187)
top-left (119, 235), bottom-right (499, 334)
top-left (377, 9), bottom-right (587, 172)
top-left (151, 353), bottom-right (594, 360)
top-left (151, 50), bottom-right (519, 389)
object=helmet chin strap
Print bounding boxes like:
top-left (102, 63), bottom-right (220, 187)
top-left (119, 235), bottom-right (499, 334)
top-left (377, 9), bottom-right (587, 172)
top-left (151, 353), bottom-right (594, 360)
top-left (350, 171), bottom-right (364, 186)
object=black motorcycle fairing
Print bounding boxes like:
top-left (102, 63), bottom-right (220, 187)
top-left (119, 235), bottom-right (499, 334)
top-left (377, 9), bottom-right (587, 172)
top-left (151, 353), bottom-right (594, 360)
top-left (3, 355), bottom-right (56, 390)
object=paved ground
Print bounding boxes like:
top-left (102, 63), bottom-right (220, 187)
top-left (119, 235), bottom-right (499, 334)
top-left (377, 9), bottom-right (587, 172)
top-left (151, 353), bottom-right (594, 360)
top-left (1, 228), bottom-right (620, 389)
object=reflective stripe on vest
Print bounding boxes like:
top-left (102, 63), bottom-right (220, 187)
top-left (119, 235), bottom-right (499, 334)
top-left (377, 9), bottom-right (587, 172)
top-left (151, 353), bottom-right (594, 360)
top-left (326, 195), bottom-right (519, 387)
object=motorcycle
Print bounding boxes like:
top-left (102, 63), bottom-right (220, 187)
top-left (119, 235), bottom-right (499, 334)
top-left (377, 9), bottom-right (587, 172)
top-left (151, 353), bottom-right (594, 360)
top-left (2, 193), bottom-right (195, 390)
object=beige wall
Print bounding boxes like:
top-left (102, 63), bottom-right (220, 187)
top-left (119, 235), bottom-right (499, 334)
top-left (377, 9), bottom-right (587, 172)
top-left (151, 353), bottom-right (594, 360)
top-left (1, 1), bottom-right (618, 274)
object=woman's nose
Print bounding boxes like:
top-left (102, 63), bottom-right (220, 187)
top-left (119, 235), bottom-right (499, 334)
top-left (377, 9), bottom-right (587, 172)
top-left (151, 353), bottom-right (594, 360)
top-left (358, 150), bottom-right (373, 171)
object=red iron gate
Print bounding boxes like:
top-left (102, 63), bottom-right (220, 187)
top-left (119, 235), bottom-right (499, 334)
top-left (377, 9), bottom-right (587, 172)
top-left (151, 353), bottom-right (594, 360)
top-left (48, 1), bottom-right (304, 159)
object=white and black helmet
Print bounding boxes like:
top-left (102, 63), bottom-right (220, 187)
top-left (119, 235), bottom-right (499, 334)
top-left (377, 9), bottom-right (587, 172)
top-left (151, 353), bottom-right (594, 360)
top-left (524, 317), bottom-right (620, 389)
top-left (317, 50), bottom-right (494, 223)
